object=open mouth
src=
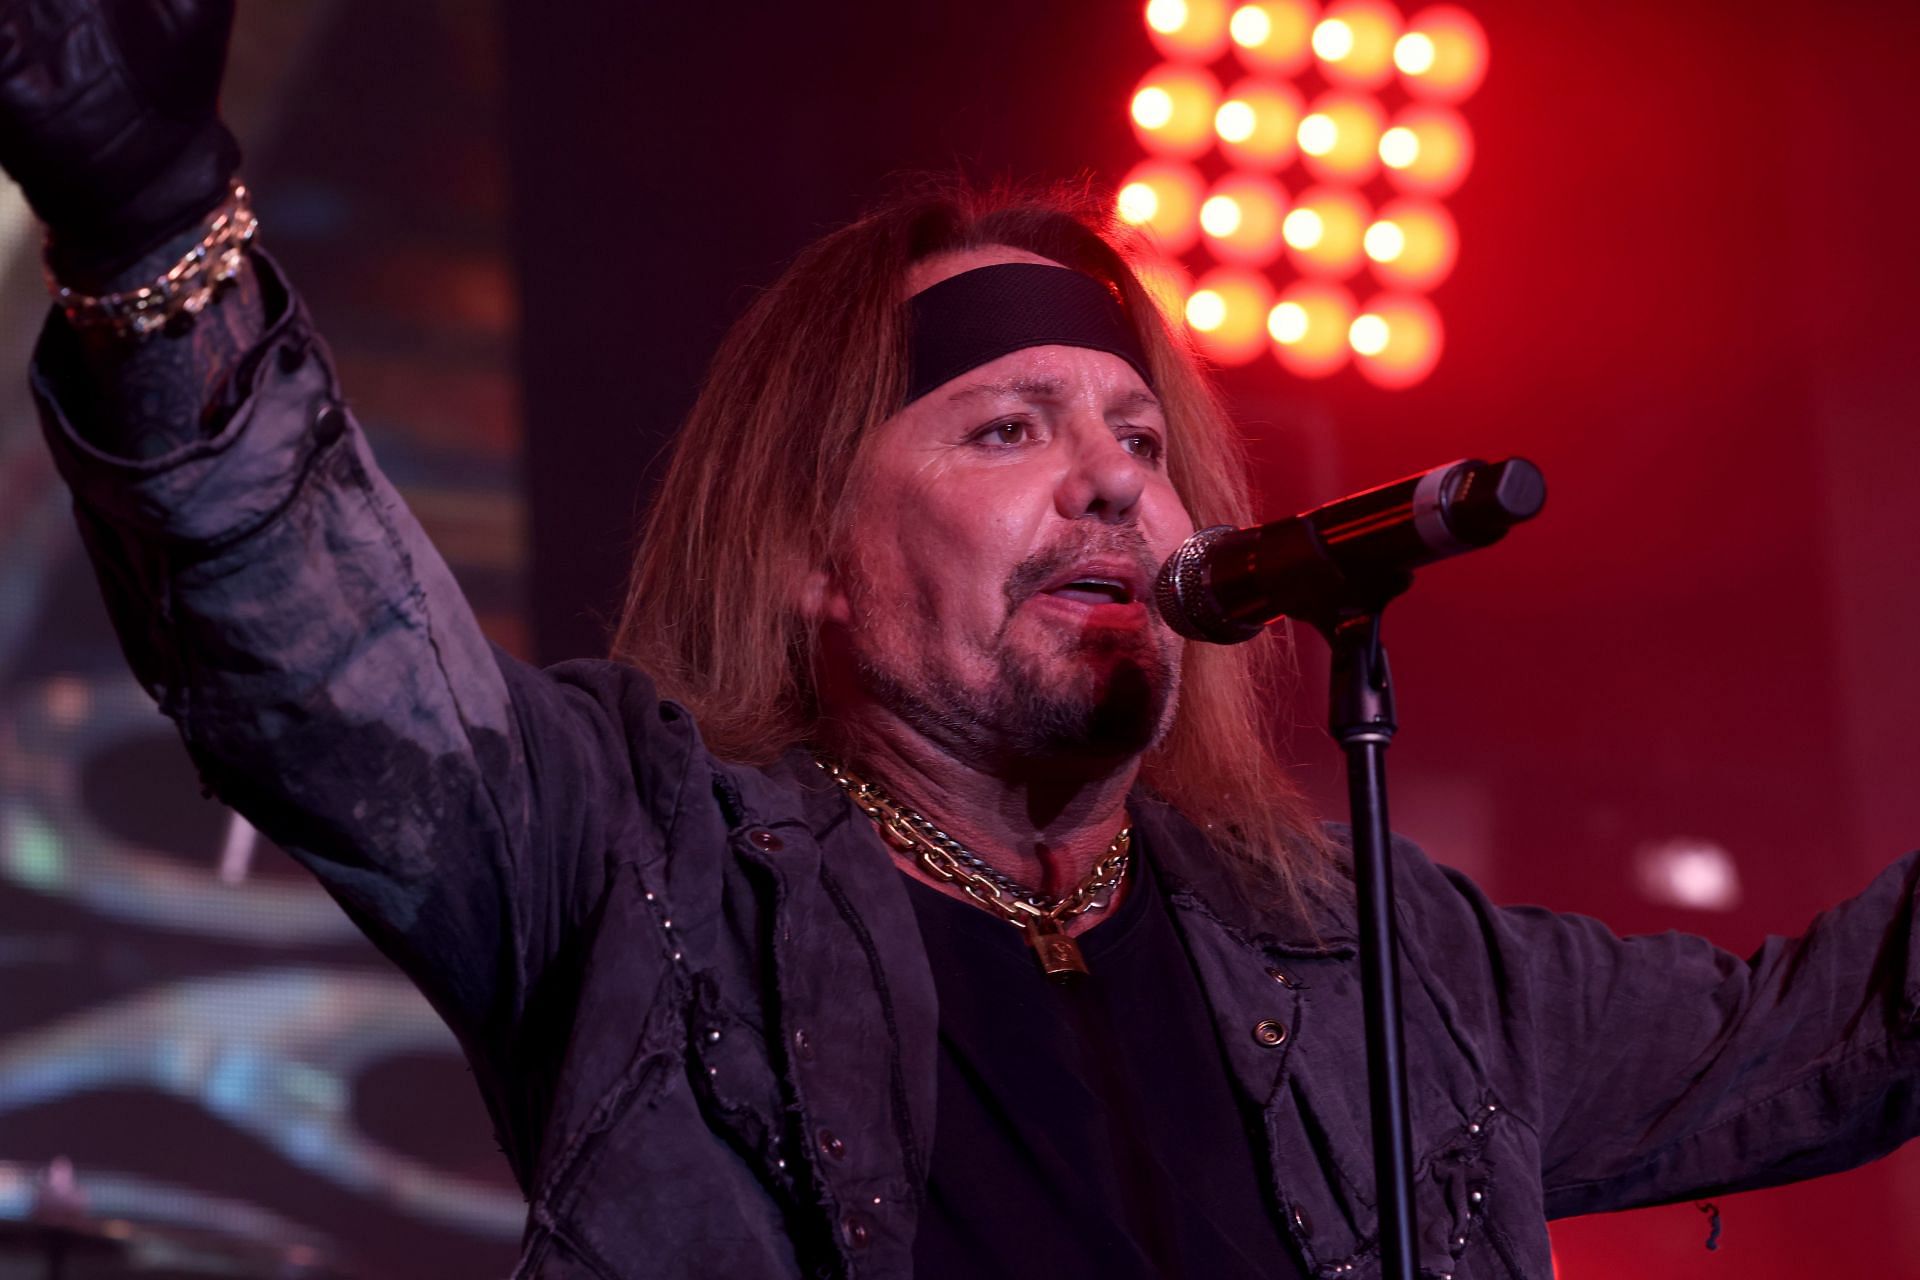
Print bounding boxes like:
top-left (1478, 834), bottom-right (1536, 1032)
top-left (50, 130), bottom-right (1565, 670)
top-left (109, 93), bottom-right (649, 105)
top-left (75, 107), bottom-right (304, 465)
top-left (1042, 578), bottom-right (1137, 606)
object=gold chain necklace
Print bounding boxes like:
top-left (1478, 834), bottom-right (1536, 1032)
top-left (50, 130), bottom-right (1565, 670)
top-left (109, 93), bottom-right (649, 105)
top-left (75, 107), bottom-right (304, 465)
top-left (817, 757), bottom-right (1131, 980)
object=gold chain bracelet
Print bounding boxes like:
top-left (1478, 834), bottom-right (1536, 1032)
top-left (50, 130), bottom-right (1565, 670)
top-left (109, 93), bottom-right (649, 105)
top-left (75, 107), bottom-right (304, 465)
top-left (46, 182), bottom-right (258, 340)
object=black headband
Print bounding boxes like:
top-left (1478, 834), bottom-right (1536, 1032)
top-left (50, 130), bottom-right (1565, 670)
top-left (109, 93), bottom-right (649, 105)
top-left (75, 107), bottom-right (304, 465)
top-left (903, 262), bottom-right (1155, 406)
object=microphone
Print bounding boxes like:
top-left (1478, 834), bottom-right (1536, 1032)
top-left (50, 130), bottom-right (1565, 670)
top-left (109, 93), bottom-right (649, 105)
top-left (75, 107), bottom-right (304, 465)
top-left (1154, 457), bottom-right (1546, 643)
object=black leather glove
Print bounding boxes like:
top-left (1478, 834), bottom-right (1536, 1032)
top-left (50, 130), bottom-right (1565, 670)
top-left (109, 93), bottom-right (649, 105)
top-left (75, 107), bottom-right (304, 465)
top-left (0, 0), bottom-right (239, 281)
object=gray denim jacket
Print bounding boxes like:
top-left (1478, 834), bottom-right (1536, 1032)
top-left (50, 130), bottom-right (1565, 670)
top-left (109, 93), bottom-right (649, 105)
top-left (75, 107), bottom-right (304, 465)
top-left (34, 262), bottom-right (1920, 1279)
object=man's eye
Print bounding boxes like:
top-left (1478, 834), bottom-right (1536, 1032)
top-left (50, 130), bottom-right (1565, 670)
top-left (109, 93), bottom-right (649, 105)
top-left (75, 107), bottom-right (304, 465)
top-left (1122, 431), bottom-right (1164, 461)
top-left (975, 420), bottom-right (1030, 446)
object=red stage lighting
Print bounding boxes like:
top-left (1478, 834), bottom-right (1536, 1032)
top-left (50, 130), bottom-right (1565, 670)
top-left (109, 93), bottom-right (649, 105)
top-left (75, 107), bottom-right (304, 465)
top-left (1146, 0), bottom-right (1233, 62)
top-left (1117, 0), bottom-right (1480, 391)
top-left (1297, 90), bottom-right (1387, 184)
top-left (1395, 5), bottom-right (1488, 103)
top-left (1229, 0), bottom-right (1320, 77)
top-left (1364, 197), bottom-right (1458, 289)
top-left (1185, 266), bottom-right (1275, 366)
top-left (1215, 78), bottom-right (1306, 169)
top-left (1282, 184), bottom-right (1370, 278)
top-left (1268, 280), bottom-right (1357, 377)
top-left (1350, 292), bottom-right (1443, 388)
top-left (1200, 172), bottom-right (1289, 265)
top-left (1116, 158), bottom-right (1207, 254)
top-left (1131, 63), bottom-right (1223, 159)
top-left (1380, 103), bottom-right (1473, 195)
top-left (1312, 0), bottom-right (1402, 90)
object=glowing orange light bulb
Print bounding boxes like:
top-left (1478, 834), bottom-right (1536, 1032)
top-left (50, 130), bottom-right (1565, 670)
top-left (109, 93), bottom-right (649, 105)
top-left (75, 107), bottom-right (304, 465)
top-left (1269, 300), bottom-right (1311, 344)
top-left (1216, 100), bottom-right (1258, 143)
top-left (1394, 32), bottom-right (1435, 74)
top-left (1199, 172), bottom-right (1289, 265)
top-left (1349, 313), bottom-right (1391, 355)
top-left (1231, 5), bottom-right (1271, 46)
top-left (1185, 266), bottom-right (1275, 366)
top-left (1229, 0), bottom-right (1320, 75)
top-left (1187, 289), bottom-right (1229, 331)
top-left (1130, 63), bottom-right (1224, 159)
top-left (1146, 0), bottom-right (1190, 31)
top-left (1380, 103), bottom-right (1473, 195)
top-left (1312, 18), bottom-right (1355, 60)
top-left (1298, 90), bottom-right (1386, 183)
top-left (1145, 0), bottom-right (1233, 61)
top-left (1114, 158), bottom-right (1206, 255)
top-left (1283, 185), bottom-right (1370, 278)
top-left (1379, 125), bottom-right (1420, 169)
top-left (1313, 0), bottom-right (1402, 90)
top-left (1350, 291), bottom-right (1443, 388)
top-left (1268, 280), bottom-right (1357, 377)
top-left (1215, 77), bottom-right (1305, 168)
top-left (1200, 195), bottom-right (1244, 237)
top-left (1119, 183), bottom-right (1162, 225)
top-left (1134, 88), bottom-right (1175, 130)
top-left (1365, 197), bottom-right (1457, 290)
top-left (1363, 219), bottom-right (1405, 262)
top-left (1396, 4), bottom-right (1488, 103)
top-left (1298, 113), bottom-right (1338, 156)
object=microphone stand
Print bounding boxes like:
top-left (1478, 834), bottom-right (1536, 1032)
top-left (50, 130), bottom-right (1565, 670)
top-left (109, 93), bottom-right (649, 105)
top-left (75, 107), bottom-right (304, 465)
top-left (1159, 454), bottom-right (1546, 1279)
top-left (1307, 575), bottom-right (1416, 1280)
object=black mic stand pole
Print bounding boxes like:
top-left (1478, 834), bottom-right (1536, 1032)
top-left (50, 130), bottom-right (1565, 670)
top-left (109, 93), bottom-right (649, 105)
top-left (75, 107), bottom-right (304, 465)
top-left (1310, 578), bottom-right (1416, 1280)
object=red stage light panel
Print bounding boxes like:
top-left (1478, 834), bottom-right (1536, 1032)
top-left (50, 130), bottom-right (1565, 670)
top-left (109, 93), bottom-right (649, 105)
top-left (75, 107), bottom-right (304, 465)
top-left (1229, 0), bottom-right (1320, 77)
top-left (1364, 197), bottom-right (1458, 290)
top-left (1146, 0), bottom-right (1233, 62)
top-left (1380, 103), bottom-right (1473, 195)
top-left (1185, 266), bottom-right (1275, 366)
top-left (1395, 4), bottom-right (1488, 103)
top-left (1131, 63), bottom-right (1224, 159)
top-left (1116, 158), bottom-right (1207, 255)
top-left (1350, 292), bottom-right (1443, 387)
top-left (1118, 0), bottom-right (1480, 390)
top-left (1312, 0), bottom-right (1403, 90)
top-left (1215, 78), bottom-right (1307, 169)
top-left (1283, 185), bottom-right (1370, 278)
top-left (1268, 280), bottom-right (1357, 377)
top-left (1297, 90), bottom-right (1387, 184)
top-left (1200, 172), bottom-right (1290, 265)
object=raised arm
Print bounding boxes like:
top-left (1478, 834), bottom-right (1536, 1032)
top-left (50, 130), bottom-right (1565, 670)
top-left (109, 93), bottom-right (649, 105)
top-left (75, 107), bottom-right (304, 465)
top-left (8, 0), bottom-right (666, 1187)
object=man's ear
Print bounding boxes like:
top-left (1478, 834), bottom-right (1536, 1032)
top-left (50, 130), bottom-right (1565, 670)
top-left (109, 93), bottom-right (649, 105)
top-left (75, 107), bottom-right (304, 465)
top-left (797, 565), bottom-right (852, 626)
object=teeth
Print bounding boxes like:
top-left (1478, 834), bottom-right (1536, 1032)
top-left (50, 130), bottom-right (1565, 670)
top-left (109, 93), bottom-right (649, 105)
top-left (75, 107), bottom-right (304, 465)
top-left (1054, 579), bottom-right (1130, 603)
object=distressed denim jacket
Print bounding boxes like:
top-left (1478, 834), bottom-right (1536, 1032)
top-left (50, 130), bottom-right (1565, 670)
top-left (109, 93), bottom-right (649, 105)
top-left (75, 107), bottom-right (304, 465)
top-left (35, 262), bottom-right (1920, 1279)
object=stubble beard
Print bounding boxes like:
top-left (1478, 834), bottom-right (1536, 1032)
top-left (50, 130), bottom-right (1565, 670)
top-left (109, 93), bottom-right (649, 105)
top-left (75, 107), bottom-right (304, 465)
top-left (845, 541), bottom-right (1183, 769)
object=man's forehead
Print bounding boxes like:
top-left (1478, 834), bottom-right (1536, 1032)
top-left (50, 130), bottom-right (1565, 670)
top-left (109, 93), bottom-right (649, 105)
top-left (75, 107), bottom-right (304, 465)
top-left (941, 366), bottom-right (1163, 413)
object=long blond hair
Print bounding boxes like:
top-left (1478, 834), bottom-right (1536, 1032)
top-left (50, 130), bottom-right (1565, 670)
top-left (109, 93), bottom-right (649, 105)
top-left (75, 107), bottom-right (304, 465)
top-left (612, 177), bottom-right (1331, 909)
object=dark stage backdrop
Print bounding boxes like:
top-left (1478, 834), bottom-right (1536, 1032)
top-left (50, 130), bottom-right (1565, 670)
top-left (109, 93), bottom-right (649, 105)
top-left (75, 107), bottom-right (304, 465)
top-left (508, 1), bottom-right (1920, 1278)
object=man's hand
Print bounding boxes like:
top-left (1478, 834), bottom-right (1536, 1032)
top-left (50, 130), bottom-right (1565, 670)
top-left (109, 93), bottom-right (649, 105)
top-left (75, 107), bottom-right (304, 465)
top-left (0, 0), bottom-right (239, 283)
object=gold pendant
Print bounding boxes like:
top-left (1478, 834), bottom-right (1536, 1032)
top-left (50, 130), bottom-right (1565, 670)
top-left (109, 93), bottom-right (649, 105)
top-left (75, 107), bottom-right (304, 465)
top-left (1027, 917), bottom-right (1089, 980)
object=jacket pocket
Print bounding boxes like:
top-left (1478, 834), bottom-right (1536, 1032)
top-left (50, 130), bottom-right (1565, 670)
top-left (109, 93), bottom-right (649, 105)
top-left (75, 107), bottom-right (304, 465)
top-left (1269, 1050), bottom-right (1503, 1278)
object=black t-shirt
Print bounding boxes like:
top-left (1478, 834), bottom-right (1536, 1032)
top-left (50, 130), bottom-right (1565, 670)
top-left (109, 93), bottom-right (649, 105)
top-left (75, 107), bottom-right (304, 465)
top-left (905, 843), bottom-right (1306, 1279)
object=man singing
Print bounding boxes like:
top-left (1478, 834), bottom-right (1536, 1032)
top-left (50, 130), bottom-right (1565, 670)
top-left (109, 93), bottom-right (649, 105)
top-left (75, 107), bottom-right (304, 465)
top-left (9, 2), bottom-right (1920, 1277)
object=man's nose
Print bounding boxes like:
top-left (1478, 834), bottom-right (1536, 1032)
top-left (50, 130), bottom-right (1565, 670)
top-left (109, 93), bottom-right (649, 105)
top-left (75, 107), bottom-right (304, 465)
top-left (1054, 418), bottom-right (1146, 522)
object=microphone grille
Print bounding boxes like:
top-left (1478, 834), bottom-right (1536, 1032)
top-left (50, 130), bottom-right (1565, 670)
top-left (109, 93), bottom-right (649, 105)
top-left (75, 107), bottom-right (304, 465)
top-left (1155, 525), bottom-right (1258, 643)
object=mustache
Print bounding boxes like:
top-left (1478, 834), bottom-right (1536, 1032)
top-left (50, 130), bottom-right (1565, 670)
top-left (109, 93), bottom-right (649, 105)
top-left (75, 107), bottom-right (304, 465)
top-left (1002, 527), bottom-right (1162, 616)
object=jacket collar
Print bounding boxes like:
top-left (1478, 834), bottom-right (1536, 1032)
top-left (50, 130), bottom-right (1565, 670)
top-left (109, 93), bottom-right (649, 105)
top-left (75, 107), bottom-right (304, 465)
top-left (1128, 792), bottom-right (1355, 958)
